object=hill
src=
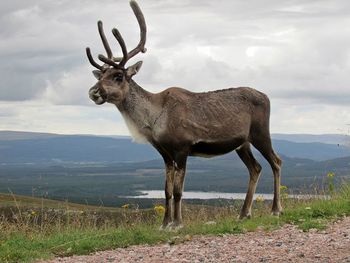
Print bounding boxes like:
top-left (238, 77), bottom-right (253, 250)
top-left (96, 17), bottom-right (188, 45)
top-left (0, 131), bottom-right (349, 207)
top-left (0, 131), bottom-right (349, 163)
top-left (0, 192), bottom-right (115, 211)
top-left (0, 131), bottom-right (159, 163)
top-left (271, 139), bottom-right (350, 161)
top-left (0, 151), bottom-right (349, 207)
top-left (272, 133), bottom-right (349, 145)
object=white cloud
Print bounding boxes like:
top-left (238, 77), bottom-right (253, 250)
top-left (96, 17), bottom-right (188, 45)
top-left (0, 101), bottom-right (129, 135)
top-left (271, 99), bottom-right (350, 134)
top-left (41, 65), bottom-right (94, 105)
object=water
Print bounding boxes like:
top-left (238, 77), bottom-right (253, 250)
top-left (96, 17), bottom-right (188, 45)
top-left (124, 190), bottom-right (326, 200)
top-left (124, 190), bottom-right (274, 200)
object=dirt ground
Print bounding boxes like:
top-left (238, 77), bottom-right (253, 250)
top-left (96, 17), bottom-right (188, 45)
top-left (42, 217), bottom-right (350, 263)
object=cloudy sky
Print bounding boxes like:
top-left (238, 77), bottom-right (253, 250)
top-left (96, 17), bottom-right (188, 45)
top-left (0, 0), bottom-right (349, 136)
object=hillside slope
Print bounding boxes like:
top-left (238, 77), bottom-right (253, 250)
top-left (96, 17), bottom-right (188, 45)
top-left (1, 131), bottom-right (350, 163)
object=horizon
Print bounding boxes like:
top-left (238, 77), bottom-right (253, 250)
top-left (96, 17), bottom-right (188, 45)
top-left (0, 129), bottom-right (348, 137)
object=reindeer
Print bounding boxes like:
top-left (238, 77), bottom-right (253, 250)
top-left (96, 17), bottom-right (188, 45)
top-left (86, 0), bottom-right (282, 229)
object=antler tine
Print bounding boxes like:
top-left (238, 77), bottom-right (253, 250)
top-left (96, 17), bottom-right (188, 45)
top-left (97, 21), bottom-right (113, 59)
top-left (113, 0), bottom-right (147, 65)
top-left (128, 0), bottom-right (147, 56)
top-left (112, 28), bottom-right (128, 67)
top-left (86, 47), bottom-right (104, 70)
top-left (98, 54), bottom-right (120, 68)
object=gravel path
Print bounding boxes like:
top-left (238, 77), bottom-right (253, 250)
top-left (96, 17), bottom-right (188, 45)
top-left (42, 217), bottom-right (350, 263)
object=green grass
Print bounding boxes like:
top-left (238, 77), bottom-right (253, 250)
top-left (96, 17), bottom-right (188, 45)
top-left (0, 183), bottom-right (349, 263)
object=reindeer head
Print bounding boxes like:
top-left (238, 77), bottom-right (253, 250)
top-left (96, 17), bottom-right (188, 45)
top-left (86, 0), bottom-right (147, 105)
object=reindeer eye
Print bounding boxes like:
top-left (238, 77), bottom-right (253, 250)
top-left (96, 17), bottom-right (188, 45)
top-left (113, 74), bottom-right (123, 82)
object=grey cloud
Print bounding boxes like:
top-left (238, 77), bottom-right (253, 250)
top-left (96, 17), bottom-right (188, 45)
top-left (1, 0), bottom-right (350, 108)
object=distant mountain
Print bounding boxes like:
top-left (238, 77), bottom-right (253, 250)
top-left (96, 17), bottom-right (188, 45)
top-left (1, 131), bottom-right (350, 163)
top-left (272, 133), bottom-right (349, 145)
top-left (0, 130), bottom-right (60, 140)
top-left (0, 131), bottom-right (349, 207)
top-left (0, 131), bottom-right (159, 163)
top-left (271, 139), bottom-right (350, 161)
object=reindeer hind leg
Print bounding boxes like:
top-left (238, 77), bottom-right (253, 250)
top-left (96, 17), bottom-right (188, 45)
top-left (251, 135), bottom-right (282, 216)
top-left (236, 143), bottom-right (262, 219)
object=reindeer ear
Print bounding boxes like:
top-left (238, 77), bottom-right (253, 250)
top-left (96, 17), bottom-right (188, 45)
top-left (126, 61), bottom-right (143, 78)
top-left (92, 70), bottom-right (102, 80)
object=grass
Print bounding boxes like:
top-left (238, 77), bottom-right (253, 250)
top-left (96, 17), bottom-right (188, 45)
top-left (0, 183), bottom-right (349, 263)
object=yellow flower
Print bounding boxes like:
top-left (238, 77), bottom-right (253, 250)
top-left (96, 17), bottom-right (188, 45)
top-left (256, 195), bottom-right (264, 202)
top-left (280, 185), bottom-right (288, 191)
top-left (121, 204), bottom-right (130, 209)
top-left (31, 211), bottom-right (36, 216)
top-left (154, 205), bottom-right (165, 215)
top-left (280, 185), bottom-right (289, 199)
top-left (327, 172), bottom-right (335, 178)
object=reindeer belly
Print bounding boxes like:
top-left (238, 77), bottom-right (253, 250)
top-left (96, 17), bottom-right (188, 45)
top-left (189, 138), bottom-right (245, 158)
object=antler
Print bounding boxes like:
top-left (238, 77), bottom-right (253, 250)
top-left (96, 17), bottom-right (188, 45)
top-left (115, 0), bottom-right (147, 67)
top-left (86, 0), bottom-right (147, 70)
top-left (86, 47), bottom-right (103, 70)
top-left (86, 20), bottom-right (113, 70)
top-left (98, 20), bottom-right (113, 59)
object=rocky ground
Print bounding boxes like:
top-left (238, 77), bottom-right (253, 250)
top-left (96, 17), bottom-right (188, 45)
top-left (42, 217), bottom-right (350, 263)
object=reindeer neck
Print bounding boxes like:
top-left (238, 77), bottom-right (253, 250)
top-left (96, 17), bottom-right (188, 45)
top-left (117, 80), bottom-right (158, 142)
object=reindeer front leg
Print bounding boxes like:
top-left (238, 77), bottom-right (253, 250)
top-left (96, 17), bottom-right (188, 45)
top-left (172, 156), bottom-right (187, 229)
top-left (161, 160), bottom-right (175, 229)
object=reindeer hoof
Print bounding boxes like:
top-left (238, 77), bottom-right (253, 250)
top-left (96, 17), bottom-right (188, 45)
top-left (171, 223), bottom-right (184, 231)
top-left (239, 211), bottom-right (252, 220)
top-left (271, 210), bottom-right (283, 217)
top-left (161, 222), bottom-right (183, 231)
top-left (159, 223), bottom-right (172, 231)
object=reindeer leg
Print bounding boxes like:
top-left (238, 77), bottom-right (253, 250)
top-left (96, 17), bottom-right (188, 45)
top-left (160, 159), bottom-right (175, 229)
top-left (236, 143), bottom-right (262, 219)
top-left (252, 137), bottom-right (283, 216)
top-left (270, 153), bottom-right (283, 216)
top-left (171, 155), bottom-right (187, 229)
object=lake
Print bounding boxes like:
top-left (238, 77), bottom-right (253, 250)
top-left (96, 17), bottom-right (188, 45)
top-left (125, 190), bottom-right (273, 200)
top-left (124, 190), bottom-right (326, 200)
